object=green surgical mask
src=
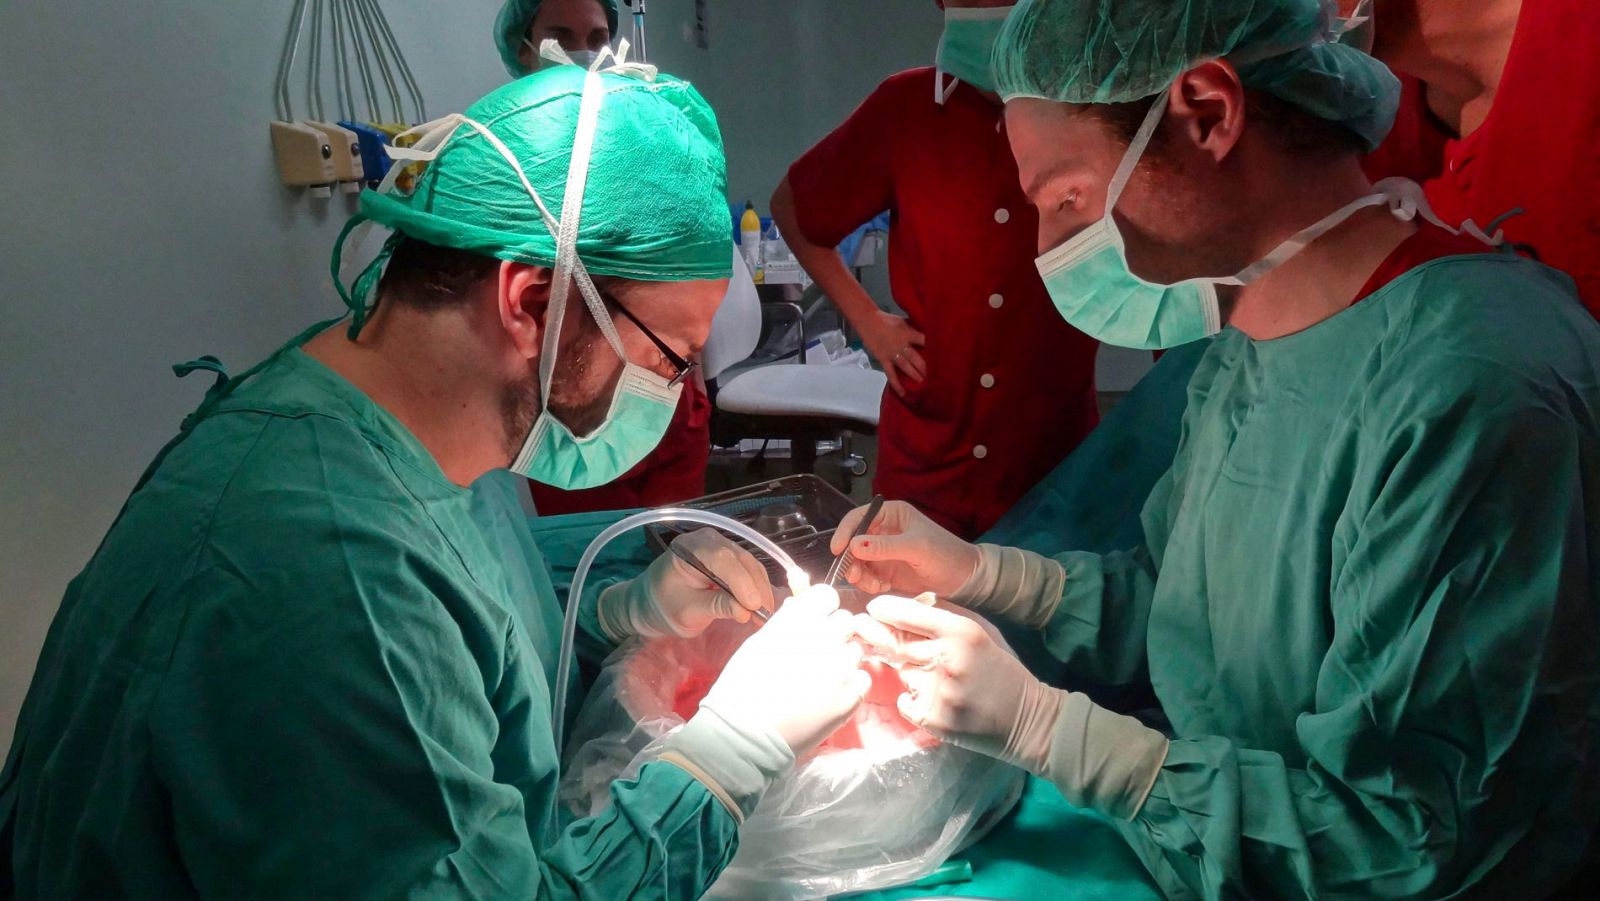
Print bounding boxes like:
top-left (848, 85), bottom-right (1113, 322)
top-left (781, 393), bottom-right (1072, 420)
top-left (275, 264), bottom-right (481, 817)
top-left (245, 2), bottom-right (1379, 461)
top-left (935, 5), bottom-right (1015, 101)
top-left (512, 364), bottom-right (680, 489)
top-left (1036, 95), bottom-right (1454, 350)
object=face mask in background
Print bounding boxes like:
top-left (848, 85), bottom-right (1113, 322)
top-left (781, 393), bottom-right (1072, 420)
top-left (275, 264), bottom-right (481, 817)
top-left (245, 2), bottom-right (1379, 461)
top-left (934, 5), bottom-right (1015, 102)
top-left (526, 39), bottom-right (603, 71)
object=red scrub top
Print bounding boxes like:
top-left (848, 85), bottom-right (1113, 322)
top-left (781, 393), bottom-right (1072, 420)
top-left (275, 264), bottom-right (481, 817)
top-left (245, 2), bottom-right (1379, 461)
top-left (527, 379), bottom-right (710, 515)
top-left (788, 68), bottom-right (1101, 540)
top-left (1362, 0), bottom-right (1600, 315)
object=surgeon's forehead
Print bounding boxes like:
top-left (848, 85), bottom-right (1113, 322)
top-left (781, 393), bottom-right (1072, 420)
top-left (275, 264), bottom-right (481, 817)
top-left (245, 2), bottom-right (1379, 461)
top-left (534, 0), bottom-right (608, 28)
top-left (1007, 99), bottom-right (1109, 195)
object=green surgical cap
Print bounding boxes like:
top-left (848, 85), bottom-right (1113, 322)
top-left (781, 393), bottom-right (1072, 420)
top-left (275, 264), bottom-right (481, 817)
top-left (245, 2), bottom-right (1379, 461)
top-left (360, 67), bottom-right (731, 283)
top-left (993, 0), bottom-right (1400, 151)
top-left (495, 0), bottom-right (621, 77)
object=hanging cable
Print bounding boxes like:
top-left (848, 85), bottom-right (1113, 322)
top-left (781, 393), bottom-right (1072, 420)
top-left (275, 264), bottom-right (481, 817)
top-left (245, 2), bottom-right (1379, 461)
top-left (345, 0), bottom-right (382, 121)
top-left (363, 0), bottom-right (427, 122)
top-left (275, 0), bottom-right (312, 120)
top-left (306, 0), bottom-right (325, 122)
top-left (331, 0), bottom-right (355, 121)
top-left (352, 0), bottom-right (403, 123)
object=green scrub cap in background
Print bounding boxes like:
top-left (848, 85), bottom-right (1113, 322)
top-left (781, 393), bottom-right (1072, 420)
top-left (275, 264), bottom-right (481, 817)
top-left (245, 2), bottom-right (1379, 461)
top-left (496, 0), bottom-right (621, 77)
top-left (993, 0), bottom-right (1400, 151)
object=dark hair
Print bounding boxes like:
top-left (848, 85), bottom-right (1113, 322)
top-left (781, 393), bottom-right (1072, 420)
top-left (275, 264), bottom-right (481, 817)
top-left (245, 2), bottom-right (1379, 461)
top-left (375, 235), bottom-right (632, 316)
top-left (377, 236), bottom-right (500, 312)
top-left (1085, 88), bottom-right (1365, 160)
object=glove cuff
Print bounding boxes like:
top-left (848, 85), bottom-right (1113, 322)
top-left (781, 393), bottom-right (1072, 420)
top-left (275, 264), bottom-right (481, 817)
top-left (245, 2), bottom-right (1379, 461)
top-left (660, 706), bottom-right (795, 822)
top-left (596, 576), bottom-right (679, 643)
top-left (953, 544), bottom-right (1067, 629)
top-left (1043, 691), bottom-right (1169, 821)
top-left (1000, 679), bottom-right (1065, 774)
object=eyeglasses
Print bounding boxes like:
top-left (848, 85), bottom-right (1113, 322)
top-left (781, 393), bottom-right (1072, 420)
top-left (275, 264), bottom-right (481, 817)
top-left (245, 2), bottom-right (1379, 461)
top-left (609, 299), bottom-right (699, 388)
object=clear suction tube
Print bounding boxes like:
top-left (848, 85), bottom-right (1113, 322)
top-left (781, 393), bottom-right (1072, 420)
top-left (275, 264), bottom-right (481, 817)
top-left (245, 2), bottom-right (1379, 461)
top-left (551, 507), bottom-right (808, 749)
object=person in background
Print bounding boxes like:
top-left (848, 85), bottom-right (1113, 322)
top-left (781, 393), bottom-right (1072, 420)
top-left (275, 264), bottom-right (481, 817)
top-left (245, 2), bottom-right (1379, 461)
top-left (839, 0), bottom-right (1600, 896)
top-left (1, 61), bottom-right (870, 898)
top-left (771, 0), bottom-right (1101, 541)
top-left (1353, 0), bottom-right (1600, 314)
top-left (496, 0), bottom-right (716, 513)
top-left (496, 0), bottom-right (616, 74)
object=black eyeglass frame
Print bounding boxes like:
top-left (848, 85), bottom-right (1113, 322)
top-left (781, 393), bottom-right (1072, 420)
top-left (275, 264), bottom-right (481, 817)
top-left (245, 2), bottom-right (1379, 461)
top-left (608, 298), bottom-right (699, 388)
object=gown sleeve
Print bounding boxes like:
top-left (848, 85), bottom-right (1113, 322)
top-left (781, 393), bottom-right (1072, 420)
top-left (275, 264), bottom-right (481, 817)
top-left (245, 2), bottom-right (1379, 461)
top-left (148, 547), bottom-right (739, 900)
top-left (1041, 544), bottom-right (1161, 686)
top-left (1115, 381), bottom-right (1600, 899)
top-left (1031, 463), bottom-right (1178, 687)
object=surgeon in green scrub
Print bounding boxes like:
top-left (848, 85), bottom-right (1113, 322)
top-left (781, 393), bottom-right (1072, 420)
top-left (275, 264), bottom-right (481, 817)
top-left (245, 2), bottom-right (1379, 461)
top-left (0, 57), bottom-right (872, 898)
top-left (836, 0), bottom-right (1600, 896)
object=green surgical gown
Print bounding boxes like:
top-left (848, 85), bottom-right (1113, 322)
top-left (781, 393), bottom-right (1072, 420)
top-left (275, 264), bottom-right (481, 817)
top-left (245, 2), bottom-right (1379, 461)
top-left (0, 337), bottom-right (737, 898)
top-left (1041, 254), bottom-right (1600, 898)
top-left (984, 337), bottom-right (1209, 688)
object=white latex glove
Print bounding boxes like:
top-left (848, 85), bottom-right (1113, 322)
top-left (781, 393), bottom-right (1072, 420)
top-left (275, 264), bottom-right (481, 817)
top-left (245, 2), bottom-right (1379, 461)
top-left (858, 595), bottom-right (1169, 820)
top-left (829, 500), bottom-right (979, 598)
top-left (700, 583), bottom-right (872, 755)
top-left (855, 595), bottom-right (1056, 769)
top-left (659, 583), bottom-right (871, 821)
top-left (597, 529), bottom-right (776, 642)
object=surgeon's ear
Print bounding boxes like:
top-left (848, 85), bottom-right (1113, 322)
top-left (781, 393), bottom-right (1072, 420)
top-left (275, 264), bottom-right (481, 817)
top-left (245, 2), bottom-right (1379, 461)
top-left (1169, 61), bottom-right (1246, 164)
top-left (498, 261), bottom-right (555, 361)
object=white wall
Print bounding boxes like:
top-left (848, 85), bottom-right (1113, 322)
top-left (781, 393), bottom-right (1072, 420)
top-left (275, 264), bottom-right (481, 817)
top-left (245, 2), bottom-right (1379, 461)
top-left (0, 1), bottom-right (1150, 755)
top-left (641, 1), bottom-right (941, 209)
top-left (640, 1), bottom-right (943, 312)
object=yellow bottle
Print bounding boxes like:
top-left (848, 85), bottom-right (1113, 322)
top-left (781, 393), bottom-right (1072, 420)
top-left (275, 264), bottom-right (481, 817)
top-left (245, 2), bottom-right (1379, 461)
top-left (740, 201), bottom-right (762, 281)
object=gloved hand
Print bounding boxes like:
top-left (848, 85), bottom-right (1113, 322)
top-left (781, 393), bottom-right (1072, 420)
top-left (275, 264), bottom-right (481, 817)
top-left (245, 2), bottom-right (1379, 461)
top-left (858, 595), bottom-right (1169, 821)
top-left (659, 584), bottom-right (872, 821)
top-left (700, 583), bottom-right (871, 755)
top-left (833, 501), bottom-right (1066, 628)
top-left (597, 528), bottom-right (776, 642)
top-left (830, 500), bottom-right (980, 598)
top-left (854, 594), bottom-right (1056, 769)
